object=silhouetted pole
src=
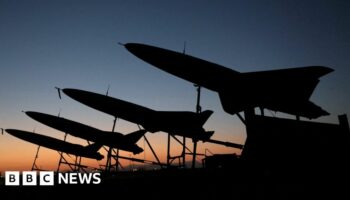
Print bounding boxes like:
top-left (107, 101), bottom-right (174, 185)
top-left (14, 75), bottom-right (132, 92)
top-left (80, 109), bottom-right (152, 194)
top-left (167, 133), bottom-right (171, 168)
top-left (74, 156), bottom-right (78, 171)
top-left (105, 117), bottom-right (117, 173)
top-left (192, 141), bottom-right (198, 169)
top-left (182, 137), bottom-right (186, 167)
top-left (192, 85), bottom-right (201, 169)
top-left (195, 85), bottom-right (202, 113)
top-left (105, 148), bottom-right (112, 172)
top-left (181, 42), bottom-right (187, 168)
top-left (32, 145), bottom-right (41, 171)
top-left (77, 156), bottom-right (82, 172)
top-left (112, 118), bottom-right (120, 172)
top-left (56, 133), bottom-right (68, 172)
top-left (115, 149), bottom-right (120, 172)
top-left (205, 138), bottom-right (243, 149)
top-left (143, 135), bottom-right (163, 168)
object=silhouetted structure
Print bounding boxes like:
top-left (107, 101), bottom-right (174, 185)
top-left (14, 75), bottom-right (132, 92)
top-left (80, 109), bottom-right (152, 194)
top-left (4, 41), bottom-right (348, 200)
top-left (241, 113), bottom-right (350, 180)
top-left (5, 129), bottom-right (104, 160)
top-left (123, 42), bottom-right (350, 185)
top-left (124, 43), bottom-right (332, 119)
top-left (63, 88), bottom-right (215, 141)
top-left (26, 111), bottom-right (146, 154)
top-left (25, 111), bottom-right (150, 172)
top-left (62, 88), bottom-right (233, 169)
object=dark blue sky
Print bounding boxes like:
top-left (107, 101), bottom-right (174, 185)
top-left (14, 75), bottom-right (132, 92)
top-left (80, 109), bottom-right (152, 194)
top-left (0, 0), bottom-right (349, 170)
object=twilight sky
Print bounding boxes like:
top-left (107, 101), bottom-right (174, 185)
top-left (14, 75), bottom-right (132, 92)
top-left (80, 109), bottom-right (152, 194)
top-left (0, 0), bottom-right (349, 172)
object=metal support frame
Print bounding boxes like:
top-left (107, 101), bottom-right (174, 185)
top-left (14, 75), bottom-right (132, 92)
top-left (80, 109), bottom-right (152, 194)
top-left (182, 137), bottom-right (186, 167)
top-left (31, 145), bottom-right (41, 171)
top-left (56, 133), bottom-right (68, 172)
top-left (205, 138), bottom-right (243, 149)
top-left (191, 140), bottom-right (198, 168)
top-left (192, 84), bottom-right (201, 169)
top-left (56, 152), bottom-right (88, 172)
top-left (167, 135), bottom-right (194, 167)
top-left (164, 84), bottom-right (203, 169)
top-left (114, 155), bottom-right (167, 167)
top-left (105, 117), bottom-right (120, 173)
top-left (167, 133), bottom-right (171, 168)
top-left (166, 84), bottom-right (202, 169)
top-left (106, 135), bottom-right (165, 170)
top-left (56, 133), bottom-right (87, 172)
top-left (58, 155), bottom-right (88, 172)
top-left (143, 135), bottom-right (163, 168)
top-left (170, 135), bottom-right (192, 153)
top-left (105, 119), bottom-right (166, 172)
top-left (104, 120), bottom-right (165, 172)
top-left (236, 113), bottom-right (246, 125)
top-left (53, 88), bottom-right (103, 173)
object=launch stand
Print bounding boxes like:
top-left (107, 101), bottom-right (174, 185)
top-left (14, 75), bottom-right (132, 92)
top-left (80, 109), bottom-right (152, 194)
top-left (112, 135), bottom-right (167, 169)
top-left (104, 118), bottom-right (166, 173)
top-left (106, 135), bottom-right (166, 171)
top-left (56, 133), bottom-right (88, 172)
top-left (165, 85), bottom-right (244, 169)
top-left (166, 135), bottom-right (197, 167)
top-left (104, 117), bottom-right (120, 173)
top-left (30, 130), bottom-right (83, 172)
top-left (56, 133), bottom-right (68, 172)
top-left (165, 85), bottom-right (202, 169)
top-left (142, 134), bottom-right (164, 168)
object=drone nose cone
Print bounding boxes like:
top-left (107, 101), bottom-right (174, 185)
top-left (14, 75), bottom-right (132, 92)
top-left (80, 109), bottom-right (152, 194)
top-left (62, 88), bottom-right (86, 100)
top-left (124, 43), bottom-right (153, 56)
top-left (5, 129), bottom-right (15, 135)
top-left (25, 111), bottom-right (34, 117)
top-left (124, 43), bottom-right (142, 54)
top-left (25, 111), bottom-right (39, 118)
top-left (124, 43), bottom-right (138, 49)
top-left (62, 88), bottom-right (75, 96)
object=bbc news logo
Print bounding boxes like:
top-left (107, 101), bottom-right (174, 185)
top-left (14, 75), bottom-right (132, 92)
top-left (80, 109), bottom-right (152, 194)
top-left (5, 171), bottom-right (54, 186)
top-left (5, 171), bottom-right (101, 186)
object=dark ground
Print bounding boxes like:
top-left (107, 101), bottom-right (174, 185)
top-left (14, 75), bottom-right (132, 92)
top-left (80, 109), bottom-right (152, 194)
top-left (1, 168), bottom-right (348, 199)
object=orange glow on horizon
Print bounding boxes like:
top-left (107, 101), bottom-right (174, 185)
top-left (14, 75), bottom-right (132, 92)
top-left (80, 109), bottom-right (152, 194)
top-left (0, 111), bottom-right (246, 174)
top-left (0, 130), bottom-right (244, 174)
